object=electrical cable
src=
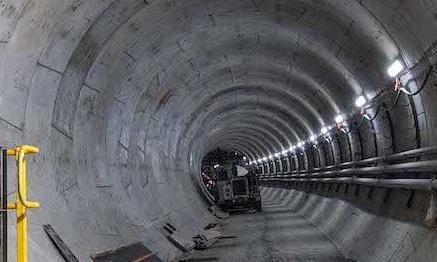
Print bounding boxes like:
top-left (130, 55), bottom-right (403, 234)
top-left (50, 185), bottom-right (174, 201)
top-left (380, 90), bottom-right (402, 112)
top-left (355, 115), bottom-right (365, 129)
top-left (399, 65), bottom-right (434, 96)
top-left (338, 64), bottom-right (434, 136)
top-left (364, 106), bottom-right (380, 121)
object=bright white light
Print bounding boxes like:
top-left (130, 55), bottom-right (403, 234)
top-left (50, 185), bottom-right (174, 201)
top-left (309, 135), bottom-right (317, 142)
top-left (281, 150), bottom-right (288, 155)
top-left (355, 95), bottom-right (367, 108)
top-left (335, 114), bottom-right (344, 124)
top-left (243, 156), bottom-right (247, 160)
top-left (257, 158), bottom-right (262, 162)
top-left (387, 60), bottom-right (404, 77)
top-left (321, 126), bottom-right (328, 135)
top-left (289, 145), bottom-right (295, 152)
top-left (213, 164), bottom-right (219, 168)
top-left (262, 157), bottom-right (268, 162)
top-left (297, 141), bottom-right (305, 148)
top-left (274, 153), bottom-right (280, 158)
top-left (268, 154), bottom-right (273, 159)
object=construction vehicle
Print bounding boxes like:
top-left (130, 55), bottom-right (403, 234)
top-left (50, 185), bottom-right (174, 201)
top-left (213, 164), bottom-right (262, 212)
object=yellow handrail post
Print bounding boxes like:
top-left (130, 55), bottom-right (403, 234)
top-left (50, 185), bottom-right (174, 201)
top-left (6, 145), bottom-right (40, 262)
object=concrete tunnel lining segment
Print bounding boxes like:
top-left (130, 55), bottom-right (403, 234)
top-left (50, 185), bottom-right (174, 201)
top-left (1, 0), bottom-right (437, 261)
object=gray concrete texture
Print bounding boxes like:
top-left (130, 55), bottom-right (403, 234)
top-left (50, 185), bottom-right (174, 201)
top-left (196, 186), bottom-right (437, 261)
top-left (0, 0), bottom-right (437, 261)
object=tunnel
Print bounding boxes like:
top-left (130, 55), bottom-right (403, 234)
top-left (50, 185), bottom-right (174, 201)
top-left (1, 0), bottom-right (437, 261)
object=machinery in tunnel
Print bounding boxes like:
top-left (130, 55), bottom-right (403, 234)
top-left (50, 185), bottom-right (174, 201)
top-left (201, 149), bottom-right (262, 212)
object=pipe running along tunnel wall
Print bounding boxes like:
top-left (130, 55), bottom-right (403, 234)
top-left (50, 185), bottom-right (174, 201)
top-left (0, 0), bottom-right (437, 261)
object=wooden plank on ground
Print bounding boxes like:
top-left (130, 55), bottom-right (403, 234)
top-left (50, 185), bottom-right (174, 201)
top-left (91, 242), bottom-right (162, 262)
top-left (43, 224), bottom-right (79, 262)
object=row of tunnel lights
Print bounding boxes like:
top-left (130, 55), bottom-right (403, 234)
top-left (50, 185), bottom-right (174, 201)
top-left (247, 60), bottom-right (405, 165)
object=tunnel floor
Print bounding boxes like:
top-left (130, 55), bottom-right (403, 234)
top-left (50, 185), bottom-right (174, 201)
top-left (193, 187), bottom-right (347, 262)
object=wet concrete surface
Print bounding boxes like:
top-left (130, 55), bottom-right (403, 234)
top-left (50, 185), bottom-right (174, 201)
top-left (193, 189), bottom-right (347, 262)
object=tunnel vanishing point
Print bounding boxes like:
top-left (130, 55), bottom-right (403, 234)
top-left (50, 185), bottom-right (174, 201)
top-left (1, 0), bottom-right (437, 261)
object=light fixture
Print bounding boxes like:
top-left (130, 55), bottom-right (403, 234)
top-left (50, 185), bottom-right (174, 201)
top-left (274, 153), bottom-right (280, 158)
top-left (257, 158), bottom-right (262, 163)
top-left (309, 135), bottom-right (317, 142)
top-left (289, 145), bottom-right (295, 152)
top-left (335, 114), bottom-right (344, 124)
top-left (321, 126), bottom-right (328, 135)
top-left (281, 150), bottom-right (288, 155)
top-left (355, 95), bottom-right (367, 108)
top-left (297, 141), bottom-right (305, 148)
top-left (262, 157), bottom-right (267, 162)
top-left (387, 60), bottom-right (404, 77)
top-left (268, 154), bottom-right (273, 159)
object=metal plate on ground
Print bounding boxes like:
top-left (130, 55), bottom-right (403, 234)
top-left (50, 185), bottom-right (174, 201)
top-left (91, 242), bottom-right (162, 262)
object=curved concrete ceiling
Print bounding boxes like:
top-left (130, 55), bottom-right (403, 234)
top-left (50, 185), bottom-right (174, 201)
top-left (1, 0), bottom-right (437, 261)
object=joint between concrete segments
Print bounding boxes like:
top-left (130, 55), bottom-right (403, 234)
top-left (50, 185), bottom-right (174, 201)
top-left (51, 123), bottom-right (73, 140)
top-left (112, 97), bottom-right (126, 105)
top-left (83, 83), bottom-right (100, 93)
top-left (0, 117), bottom-right (23, 131)
top-left (36, 61), bottom-right (64, 75)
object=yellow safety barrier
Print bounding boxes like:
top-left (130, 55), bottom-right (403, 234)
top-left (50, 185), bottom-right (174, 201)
top-left (6, 145), bottom-right (40, 262)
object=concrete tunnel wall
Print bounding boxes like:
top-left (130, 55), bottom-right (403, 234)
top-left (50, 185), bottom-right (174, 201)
top-left (0, 0), bottom-right (437, 261)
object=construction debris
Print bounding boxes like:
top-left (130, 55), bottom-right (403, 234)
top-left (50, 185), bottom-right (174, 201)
top-left (208, 205), bottom-right (229, 219)
top-left (91, 242), bottom-right (162, 261)
top-left (179, 256), bottom-right (219, 261)
top-left (193, 230), bottom-right (222, 250)
top-left (176, 221), bottom-right (235, 261)
top-left (162, 222), bottom-right (195, 253)
top-left (43, 225), bottom-right (79, 262)
top-left (193, 221), bottom-right (230, 250)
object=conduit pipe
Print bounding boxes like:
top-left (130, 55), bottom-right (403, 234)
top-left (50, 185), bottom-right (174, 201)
top-left (260, 177), bottom-right (437, 192)
top-left (260, 145), bottom-right (437, 176)
top-left (322, 144), bottom-right (437, 169)
top-left (260, 159), bottom-right (437, 178)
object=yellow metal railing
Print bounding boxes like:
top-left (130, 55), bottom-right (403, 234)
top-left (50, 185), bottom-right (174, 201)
top-left (6, 145), bottom-right (40, 262)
